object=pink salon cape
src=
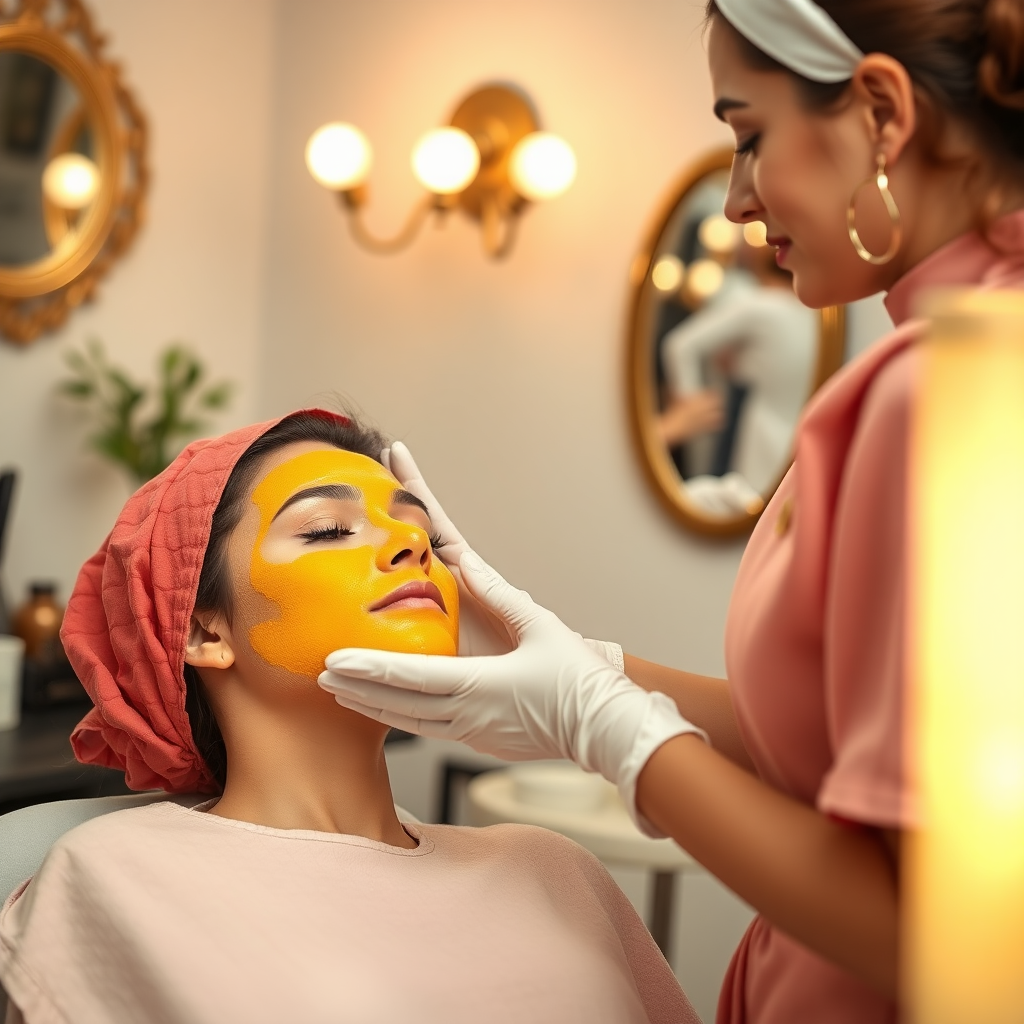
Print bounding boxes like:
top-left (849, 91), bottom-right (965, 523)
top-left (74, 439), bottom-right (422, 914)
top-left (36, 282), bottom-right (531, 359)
top-left (0, 803), bottom-right (697, 1024)
top-left (718, 210), bottom-right (1024, 1024)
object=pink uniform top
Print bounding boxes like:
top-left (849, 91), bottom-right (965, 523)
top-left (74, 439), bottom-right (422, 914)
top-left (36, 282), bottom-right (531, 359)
top-left (0, 802), bottom-right (697, 1024)
top-left (719, 211), bottom-right (1024, 1024)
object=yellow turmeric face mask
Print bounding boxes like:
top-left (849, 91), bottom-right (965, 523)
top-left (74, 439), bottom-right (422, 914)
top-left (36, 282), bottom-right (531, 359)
top-left (247, 449), bottom-right (459, 679)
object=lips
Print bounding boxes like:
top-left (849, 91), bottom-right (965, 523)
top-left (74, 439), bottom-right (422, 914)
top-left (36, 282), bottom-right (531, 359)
top-left (766, 235), bottom-right (792, 265)
top-left (369, 580), bottom-right (447, 614)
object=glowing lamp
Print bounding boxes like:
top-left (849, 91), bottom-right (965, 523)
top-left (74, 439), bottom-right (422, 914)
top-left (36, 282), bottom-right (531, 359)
top-left (411, 127), bottom-right (480, 195)
top-left (686, 258), bottom-right (724, 301)
top-left (42, 153), bottom-right (99, 210)
top-left (908, 290), bottom-right (1024, 1023)
top-left (651, 254), bottom-right (684, 293)
top-left (307, 85), bottom-right (573, 258)
top-left (698, 214), bottom-right (740, 254)
top-left (743, 220), bottom-right (769, 247)
top-left (509, 132), bottom-right (576, 201)
top-left (305, 123), bottom-right (372, 190)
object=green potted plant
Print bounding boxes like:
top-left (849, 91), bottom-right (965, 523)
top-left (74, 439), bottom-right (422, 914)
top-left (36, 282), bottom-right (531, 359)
top-left (59, 340), bottom-right (233, 484)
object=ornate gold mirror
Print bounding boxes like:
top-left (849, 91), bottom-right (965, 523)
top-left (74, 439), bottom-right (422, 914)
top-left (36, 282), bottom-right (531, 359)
top-left (627, 147), bottom-right (845, 537)
top-left (0, 0), bottom-right (146, 343)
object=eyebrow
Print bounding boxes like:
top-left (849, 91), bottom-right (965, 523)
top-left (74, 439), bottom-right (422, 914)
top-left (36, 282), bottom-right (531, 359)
top-left (272, 484), bottom-right (360, 522)
top-left (713, 97), bottom-right (749, 121)
top-left (392, 489), bottom-right (430, 519)
top-left (270, 484), bottom-right (431, 523)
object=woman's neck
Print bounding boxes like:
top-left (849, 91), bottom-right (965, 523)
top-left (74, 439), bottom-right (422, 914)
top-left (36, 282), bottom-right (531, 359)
top-left (887, 151), bottom-right (1024, 289)
top-left (208, 687), bottom-right (415, 848)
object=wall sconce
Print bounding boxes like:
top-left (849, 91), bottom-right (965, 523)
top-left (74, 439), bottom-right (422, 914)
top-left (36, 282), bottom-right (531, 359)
top-left (305, 84), bottom-right (576, 260)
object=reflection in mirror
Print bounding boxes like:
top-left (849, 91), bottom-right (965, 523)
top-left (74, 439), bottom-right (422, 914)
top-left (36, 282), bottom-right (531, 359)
top-left (629, 149), bottom-right (844, 536)
top-left (653, 168), bottom-right (816, 514)
top-left (0, 51), bottom-right (97, 267)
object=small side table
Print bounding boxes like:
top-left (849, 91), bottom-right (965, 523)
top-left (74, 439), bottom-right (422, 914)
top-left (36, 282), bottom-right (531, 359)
top-left (467, 768), bottom-right (697, 959)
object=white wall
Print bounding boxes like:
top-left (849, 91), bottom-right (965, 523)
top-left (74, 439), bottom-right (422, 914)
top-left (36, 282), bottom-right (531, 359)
top-left (0, 0), bottom-right (276, 609)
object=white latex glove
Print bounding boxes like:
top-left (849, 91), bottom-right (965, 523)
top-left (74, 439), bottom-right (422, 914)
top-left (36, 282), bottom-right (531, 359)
top-left (319, 551), bottom-right (706, 833)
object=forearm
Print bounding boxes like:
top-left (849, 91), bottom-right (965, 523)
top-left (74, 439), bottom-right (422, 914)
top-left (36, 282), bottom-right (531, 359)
top-left (623, 654), bottom-right (755, 771)
top-left (637, 735), bottom-right (899, 997)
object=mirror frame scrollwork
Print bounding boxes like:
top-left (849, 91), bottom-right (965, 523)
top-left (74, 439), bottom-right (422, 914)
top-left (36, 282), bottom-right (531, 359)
top-left (0, 0), bottom-right (148, 344)
top-left (626, 147), bottom-right (845, 538)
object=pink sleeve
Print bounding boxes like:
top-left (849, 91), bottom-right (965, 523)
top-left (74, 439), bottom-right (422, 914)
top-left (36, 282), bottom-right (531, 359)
top-left (817, 345), bottom-right (919, 830)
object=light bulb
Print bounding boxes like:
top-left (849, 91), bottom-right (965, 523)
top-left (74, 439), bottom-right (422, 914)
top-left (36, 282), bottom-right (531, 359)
top-left (509, 132), bottom-right (576, 201)
top-left (411, 127), bottom-right (480, 195)
top-left (306, 123), bottom-right (372, 190)
top-left (743, 220), bottom-right (769, 247)
top-left (686, 258), bottom-right (725, 301)
top-left (698, 214), bottom-right (741, 254)
top-left (42, 153), bottom-right (99, 210)
top-left (651, 254), bottom-right (684, 293)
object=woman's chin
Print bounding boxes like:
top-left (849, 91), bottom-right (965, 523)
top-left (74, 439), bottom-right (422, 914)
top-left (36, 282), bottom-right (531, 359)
top-left (322, 624), bottom-right (458, 662)
top-left (791, 258), bottom-right (885, 310)
top-left (790, 270), bottom-right (836, 310)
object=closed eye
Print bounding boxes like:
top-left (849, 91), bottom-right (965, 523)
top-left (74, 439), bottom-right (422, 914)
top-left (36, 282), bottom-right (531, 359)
top-left (299, 523), bottom-right (355, 544)
top-left (734, 133), bottom-right (760, 156)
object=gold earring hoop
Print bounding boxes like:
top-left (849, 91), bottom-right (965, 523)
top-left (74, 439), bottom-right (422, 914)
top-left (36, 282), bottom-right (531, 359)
top-left (846, 153), bottom-right (902, 265)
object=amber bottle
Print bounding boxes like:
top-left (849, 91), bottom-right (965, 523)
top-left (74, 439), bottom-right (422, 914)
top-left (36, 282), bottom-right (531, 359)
top-left (12, 582), bottom-right (65, 665)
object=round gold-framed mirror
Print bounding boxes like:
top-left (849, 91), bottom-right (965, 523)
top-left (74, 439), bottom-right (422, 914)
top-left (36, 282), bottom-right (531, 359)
top-left (627, 147), bottom-right (845, 537)
top-left (0, 0), bottom-right (147, 344)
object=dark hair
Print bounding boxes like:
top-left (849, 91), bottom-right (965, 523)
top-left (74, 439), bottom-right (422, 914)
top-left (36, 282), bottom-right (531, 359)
top-left (183, 410), bottom-right (388, 789)
top-left (707, 0), bottom-right (1024, 169)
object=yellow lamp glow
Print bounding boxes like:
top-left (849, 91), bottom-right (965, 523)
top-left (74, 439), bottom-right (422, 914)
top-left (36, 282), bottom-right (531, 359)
top-left (743, 220), bottom-right (769, 247)
top-left (305, 123), bottom-right (372, 190)
top-left (651, 254), bottom-right (684, 293)
top-left (42, 153), bottom-right (99, 210)
top-left (411, 127), bottom-right (480, 195)
top-left (908, 290), bottom-right (1024, 1024)
top-left (686, 258), bottom-right (724, 301)
top-left (698, 214), bottom-right (740, 254)
top-left (509, 132), bottom-right (576, 201)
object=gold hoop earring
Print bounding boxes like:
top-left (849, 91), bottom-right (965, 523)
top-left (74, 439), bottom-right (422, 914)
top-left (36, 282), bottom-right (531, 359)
top-left (846, 153), bottom-right (902, 265)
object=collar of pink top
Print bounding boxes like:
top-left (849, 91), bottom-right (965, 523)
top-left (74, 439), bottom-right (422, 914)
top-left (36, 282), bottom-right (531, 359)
top-left (884, 208), bottom-right (1024, 327)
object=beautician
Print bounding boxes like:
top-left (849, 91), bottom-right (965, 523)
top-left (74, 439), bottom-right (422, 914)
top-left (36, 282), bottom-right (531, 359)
top-left (320, 1), bottom-right (1024, 1019)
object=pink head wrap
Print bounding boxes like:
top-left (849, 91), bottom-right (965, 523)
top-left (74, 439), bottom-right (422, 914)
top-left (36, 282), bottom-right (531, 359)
top-left (63, 409), bottom-right (349, 794)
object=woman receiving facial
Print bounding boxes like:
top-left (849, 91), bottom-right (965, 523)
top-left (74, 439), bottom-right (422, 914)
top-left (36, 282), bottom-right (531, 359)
top-left (318, 3), bottom-right (1024, 1022)
top-left (186, 441), bottom-right (459, 837)
top-left (0, 411), bottom-right (696, 1024)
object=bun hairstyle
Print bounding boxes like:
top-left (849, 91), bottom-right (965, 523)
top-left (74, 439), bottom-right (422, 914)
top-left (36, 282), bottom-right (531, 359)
top-left (707, 0), bottom-right (1024, 169)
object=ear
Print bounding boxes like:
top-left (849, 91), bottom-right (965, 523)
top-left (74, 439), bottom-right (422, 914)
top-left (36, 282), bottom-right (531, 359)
top-left (184, 612), bottom-right (236, 672)
top-left (850, 54), bottom-right (917, 167)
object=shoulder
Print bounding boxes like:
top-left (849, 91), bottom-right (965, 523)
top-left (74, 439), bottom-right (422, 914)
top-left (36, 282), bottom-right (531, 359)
top-left (844, 340), bottom-right (921, 482)
top-left (45, 801), bottom-right (202, 867)
top-left (859, 340), bottom-right (920, 428)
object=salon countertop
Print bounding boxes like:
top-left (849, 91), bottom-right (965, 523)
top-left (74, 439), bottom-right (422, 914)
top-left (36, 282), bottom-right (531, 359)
top-left (0, 705), bottom-right (128, 810)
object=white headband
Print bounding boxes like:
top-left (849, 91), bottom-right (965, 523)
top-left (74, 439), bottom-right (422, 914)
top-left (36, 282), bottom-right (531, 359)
top-left (715, 0), bottom-right (864, 83)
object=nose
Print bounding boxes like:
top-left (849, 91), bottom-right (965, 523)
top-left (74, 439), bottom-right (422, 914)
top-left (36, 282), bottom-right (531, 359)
top-left (723, 156), bottom-right (765, 225)
top-left (376, 518), bottom-right (432, 574)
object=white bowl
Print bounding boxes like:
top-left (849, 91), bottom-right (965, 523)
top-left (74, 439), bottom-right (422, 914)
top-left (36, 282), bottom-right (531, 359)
top-left (509, 763), bottom-right (612, 813)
